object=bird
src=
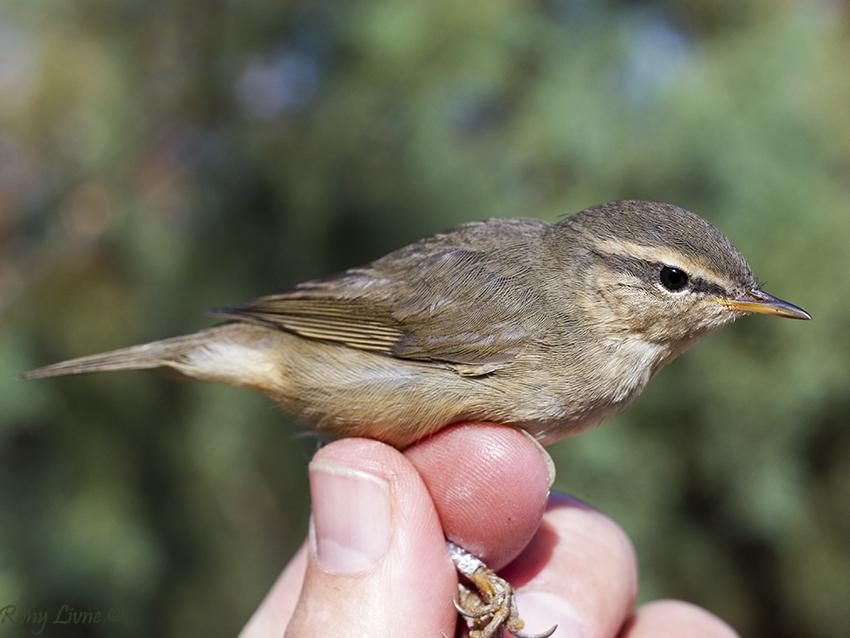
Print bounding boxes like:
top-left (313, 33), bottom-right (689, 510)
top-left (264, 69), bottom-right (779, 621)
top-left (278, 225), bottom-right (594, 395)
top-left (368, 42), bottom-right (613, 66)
top-left (23, 200), bottom-right (811, 638)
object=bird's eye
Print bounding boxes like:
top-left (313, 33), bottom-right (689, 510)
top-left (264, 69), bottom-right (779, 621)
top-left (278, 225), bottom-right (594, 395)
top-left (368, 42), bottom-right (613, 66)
top-left (660, 266), bottom-right (689, 291)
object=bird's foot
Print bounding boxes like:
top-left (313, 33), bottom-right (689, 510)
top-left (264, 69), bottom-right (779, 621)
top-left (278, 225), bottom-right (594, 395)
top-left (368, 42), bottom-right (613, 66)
top-left (448, 541), bottom-right (557, 638)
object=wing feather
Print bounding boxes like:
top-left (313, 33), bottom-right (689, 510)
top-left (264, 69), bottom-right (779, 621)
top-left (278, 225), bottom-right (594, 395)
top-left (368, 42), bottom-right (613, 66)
top-left (213, 225), bottom-right (549, 373)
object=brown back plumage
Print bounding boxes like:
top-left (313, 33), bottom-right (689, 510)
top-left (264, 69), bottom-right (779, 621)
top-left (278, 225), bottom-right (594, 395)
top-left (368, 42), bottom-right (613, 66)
top-left (212, 217), bottom-right (551, 372)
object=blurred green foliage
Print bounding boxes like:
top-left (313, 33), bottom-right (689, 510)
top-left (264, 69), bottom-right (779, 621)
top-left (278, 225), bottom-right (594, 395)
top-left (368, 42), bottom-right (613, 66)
top-left (1, 1), bottom-right (848, 636)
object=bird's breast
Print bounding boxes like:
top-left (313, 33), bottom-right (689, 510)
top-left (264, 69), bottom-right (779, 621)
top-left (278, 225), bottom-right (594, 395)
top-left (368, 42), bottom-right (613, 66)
top-left (600, 337), bottom-right (671, 403)
top-left (519, 336), bottom-right (672, 444)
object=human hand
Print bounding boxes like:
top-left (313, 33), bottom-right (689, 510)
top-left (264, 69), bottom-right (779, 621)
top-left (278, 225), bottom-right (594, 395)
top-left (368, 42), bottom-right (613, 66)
top-left (240, 423), bottom-right (740, 637)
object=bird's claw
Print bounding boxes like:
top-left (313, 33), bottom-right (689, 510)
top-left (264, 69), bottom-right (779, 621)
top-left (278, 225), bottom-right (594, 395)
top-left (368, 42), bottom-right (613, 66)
top-left (448, 542), bottom-right (558, 638)
top-left (452, 594), bottom-right (493, 619)
top-left (513, 624), bottom-right (559, 638)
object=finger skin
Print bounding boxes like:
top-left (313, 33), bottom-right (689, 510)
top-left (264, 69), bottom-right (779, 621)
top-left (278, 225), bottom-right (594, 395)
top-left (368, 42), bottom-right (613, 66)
top-left (242, 433), bottom-right (738, 638)
top-left (241, 423), bottom-right (553, 635)
top-left (283, 438), bottom-right (457, 638)
top-left (405, 422), bottom-right (553, 569)
top-left (501, 493), bottom-right (639, 638)
top-left (620, 600), bottom-right (741, 638)
top-left (240, 543), bottom-right (307, 638)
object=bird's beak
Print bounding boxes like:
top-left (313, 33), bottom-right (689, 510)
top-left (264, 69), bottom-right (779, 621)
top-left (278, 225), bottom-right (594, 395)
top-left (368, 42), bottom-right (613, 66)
top-left (716, 289), bottom-right (812, 320)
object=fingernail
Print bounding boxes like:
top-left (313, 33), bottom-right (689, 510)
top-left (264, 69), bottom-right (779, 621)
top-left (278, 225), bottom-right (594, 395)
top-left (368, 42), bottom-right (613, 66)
top-left (520, 429), bottom-right (557, 488)
top-left (309, 461), bottom-right (391, 573)
top-left (517, 591), bottom-right (584, 638)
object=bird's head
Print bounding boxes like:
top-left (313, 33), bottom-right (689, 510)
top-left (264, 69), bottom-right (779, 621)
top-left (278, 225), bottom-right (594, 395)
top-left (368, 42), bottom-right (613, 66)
top-left (559, 200), bottom-right (810, 348)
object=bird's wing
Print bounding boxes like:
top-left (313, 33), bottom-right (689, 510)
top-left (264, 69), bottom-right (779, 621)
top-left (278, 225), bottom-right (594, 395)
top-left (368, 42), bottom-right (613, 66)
top-left (212, 246), bottom-right (544, 374)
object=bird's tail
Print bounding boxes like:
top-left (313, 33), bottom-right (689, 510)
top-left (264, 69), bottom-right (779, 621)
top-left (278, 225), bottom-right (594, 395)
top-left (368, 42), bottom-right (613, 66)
top-left (21, 325), bottom-right (243, 380)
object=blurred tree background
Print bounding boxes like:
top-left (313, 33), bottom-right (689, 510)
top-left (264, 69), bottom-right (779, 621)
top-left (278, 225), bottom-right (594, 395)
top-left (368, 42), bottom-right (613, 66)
top-left (1, 0), bottom-right (848, 636)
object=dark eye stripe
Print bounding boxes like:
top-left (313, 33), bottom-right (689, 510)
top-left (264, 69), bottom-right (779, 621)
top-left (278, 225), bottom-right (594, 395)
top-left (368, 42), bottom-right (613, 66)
top-left (689, 277), bottom-right (727, 297)
top-left (591, 252), bottom-right (657, 280)
top-left (590, 250), bottom-right (729, 297)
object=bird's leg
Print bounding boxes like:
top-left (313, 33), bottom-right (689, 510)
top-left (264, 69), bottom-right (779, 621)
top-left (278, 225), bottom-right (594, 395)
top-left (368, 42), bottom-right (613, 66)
top-left (447, 541), bottom-right (557, 638)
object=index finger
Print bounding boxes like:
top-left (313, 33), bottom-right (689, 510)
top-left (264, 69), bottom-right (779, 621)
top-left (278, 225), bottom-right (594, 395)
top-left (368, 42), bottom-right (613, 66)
top-left (404, 422), bottom-right (555, 569)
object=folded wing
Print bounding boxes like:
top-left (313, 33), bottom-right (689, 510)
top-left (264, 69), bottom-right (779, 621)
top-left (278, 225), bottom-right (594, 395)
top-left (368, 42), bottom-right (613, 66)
top-left (213, 246), bottom-right (544, 375)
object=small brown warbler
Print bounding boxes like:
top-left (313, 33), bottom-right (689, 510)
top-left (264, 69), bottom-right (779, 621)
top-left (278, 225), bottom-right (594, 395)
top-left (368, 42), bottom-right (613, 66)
top-left (24, 200), bottom-right (811, 638)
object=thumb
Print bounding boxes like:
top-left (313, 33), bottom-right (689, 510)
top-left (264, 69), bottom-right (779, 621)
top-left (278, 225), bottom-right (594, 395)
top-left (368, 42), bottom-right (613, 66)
top-left (285, 438), bottom-right (457, 638)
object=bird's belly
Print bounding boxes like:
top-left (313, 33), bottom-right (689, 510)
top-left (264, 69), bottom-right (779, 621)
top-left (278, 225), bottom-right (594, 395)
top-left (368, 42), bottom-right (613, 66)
top-left (517, 402), bottom-right (628, 445)
top-left (267, 331), bottom-right (665, 449)
top-left (272, 335), bottom-right (514, 447)
top-left (509, 338), bottom-right (667, 445)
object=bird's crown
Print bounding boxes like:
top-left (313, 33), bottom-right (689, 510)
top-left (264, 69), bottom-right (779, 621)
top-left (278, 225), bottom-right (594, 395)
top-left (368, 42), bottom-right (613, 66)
top-left (563, 200), bottom-right (756, 296)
